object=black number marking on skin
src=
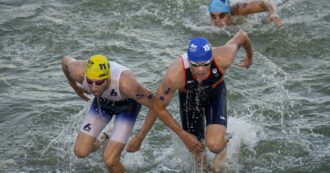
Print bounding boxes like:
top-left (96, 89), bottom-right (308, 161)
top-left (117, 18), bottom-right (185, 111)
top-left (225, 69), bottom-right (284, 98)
top-left (136, 94), bottom-right (145, 97)
top-left (147, 95), bottom-right (153, 100)
top-left (159, 96), bottom-right (165, 101)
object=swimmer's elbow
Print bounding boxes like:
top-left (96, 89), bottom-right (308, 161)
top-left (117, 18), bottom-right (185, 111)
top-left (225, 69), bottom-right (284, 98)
top-left (238, 30), bottom-right (247, 37)
top-left (62, 55), bottom-right (77, 65)
top-left (61, 56), bottom-right (71, 68)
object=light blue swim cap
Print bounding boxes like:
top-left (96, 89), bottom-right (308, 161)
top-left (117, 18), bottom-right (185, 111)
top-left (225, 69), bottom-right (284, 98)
top-left (209, 0), bottom-right (231, 13)
top-left (187, 37), bottom-right (212, 62)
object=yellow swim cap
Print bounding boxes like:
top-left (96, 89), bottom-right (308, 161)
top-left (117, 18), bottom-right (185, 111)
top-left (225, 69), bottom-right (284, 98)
top-left (85, 54), bottom-right (110, 80)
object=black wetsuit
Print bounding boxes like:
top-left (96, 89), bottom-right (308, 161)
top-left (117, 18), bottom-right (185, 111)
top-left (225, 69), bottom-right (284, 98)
top-left (179, 59), bottom-right (227, 141)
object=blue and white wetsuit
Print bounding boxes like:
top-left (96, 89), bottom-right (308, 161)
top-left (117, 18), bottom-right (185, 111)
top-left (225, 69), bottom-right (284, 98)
top-left (80, 62), bottom-right (141, 144)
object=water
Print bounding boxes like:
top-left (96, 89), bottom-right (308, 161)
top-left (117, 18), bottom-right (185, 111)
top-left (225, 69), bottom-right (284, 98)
top-left (1, 0), bottom-right (329, 172)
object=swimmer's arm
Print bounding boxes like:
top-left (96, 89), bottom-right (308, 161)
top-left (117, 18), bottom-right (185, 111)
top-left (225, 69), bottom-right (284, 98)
top-left (130, 86), bottom-right (158, 142)
top-left (232, 1), bottom-right (276, 16)
top-left (123, 73), bottom-right (159, 135)
top-left (62, 56), bottom-right (77, 86)
top-left (153, 76), bottom-right (182, 134)
top-left (61, 56), bottom-right (89, 101)
top-left (62, 56), bottom-right (85, 85)
top-left (126, 108), bottom-right (157, 152)
top-left (120, 70), bottom-right (155, 108)
top-left (232, 1), bottom-right (282, 26)
top-left (152, 61), bottom-right (204, 153)
top-left (218, 31), bottom-right (253, 70)
top-left (151, 60), bottom-right (183, 134)
top-left (120, 71), bottom-right (158, 152)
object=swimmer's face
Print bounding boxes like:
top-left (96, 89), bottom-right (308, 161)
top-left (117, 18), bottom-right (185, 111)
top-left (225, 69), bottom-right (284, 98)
top-left (189, 60), bottom-right (212, 81)
top-left (210, 12), bottom-right (231, 27)
top-left (86, 78), bottom-right (109, 96)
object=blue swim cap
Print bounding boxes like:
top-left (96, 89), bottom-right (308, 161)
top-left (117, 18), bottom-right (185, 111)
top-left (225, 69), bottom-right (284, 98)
top-left (209, 0), bottom-right (231, 13)
top-left (187, 37), bottom-right (212, 62)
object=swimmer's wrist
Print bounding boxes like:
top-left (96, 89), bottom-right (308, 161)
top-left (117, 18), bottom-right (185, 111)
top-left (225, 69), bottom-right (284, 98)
top-left (135, 132), bottom-right (146, 141)
top-left (70, 82), bottom-right (80, 90)
top-left (177, 129), bottom-right (188, 139)
top-left (268, 13), bottom-right (278, 18)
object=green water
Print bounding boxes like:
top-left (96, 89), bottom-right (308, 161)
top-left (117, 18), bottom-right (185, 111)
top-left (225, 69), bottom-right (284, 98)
top-left (0, 0), bottom-right (329, 172)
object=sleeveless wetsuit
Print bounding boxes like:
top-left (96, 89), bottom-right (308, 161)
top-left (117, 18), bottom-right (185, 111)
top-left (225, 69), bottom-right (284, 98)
top-left (80, 62), bottom-right (141, 144)
top-left (179, 53), bottom-right (227, 141)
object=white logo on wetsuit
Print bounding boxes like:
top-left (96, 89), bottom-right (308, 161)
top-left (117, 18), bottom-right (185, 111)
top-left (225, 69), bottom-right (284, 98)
top-left (212, 68), bottom-right (219, 77)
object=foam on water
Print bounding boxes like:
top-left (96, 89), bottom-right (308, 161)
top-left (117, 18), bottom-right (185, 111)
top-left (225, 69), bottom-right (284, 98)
top-left (124, 113), bottom-right (262, 173)
top-left (226, 117), bottom-right (260, 157)
top-left (38, 101), bottom-right (109, 172)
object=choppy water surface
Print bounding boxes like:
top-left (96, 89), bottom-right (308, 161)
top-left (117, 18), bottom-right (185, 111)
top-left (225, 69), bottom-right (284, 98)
top-left (1, 0), bottom-right (329, 172)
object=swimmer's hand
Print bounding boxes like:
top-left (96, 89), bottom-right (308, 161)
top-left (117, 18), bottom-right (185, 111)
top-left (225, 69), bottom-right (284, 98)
top-left (74, 85), bottom-right (90, 101)
top-left (180, 131), bottom-right (205, 154)
top-left (126, 135), bottom-right (143, 152)
top-left (239, 56), bottom-right (252, 69)
top-left (267, 13), bottom-right (282, 27)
